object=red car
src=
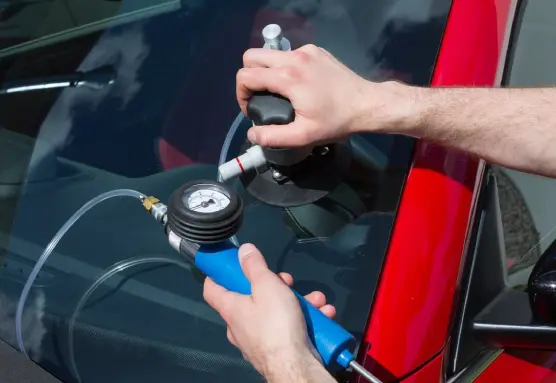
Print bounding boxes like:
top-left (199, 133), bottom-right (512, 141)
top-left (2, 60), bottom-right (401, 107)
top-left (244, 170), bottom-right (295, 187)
top-left (0, 0), bottom-right (554, 382)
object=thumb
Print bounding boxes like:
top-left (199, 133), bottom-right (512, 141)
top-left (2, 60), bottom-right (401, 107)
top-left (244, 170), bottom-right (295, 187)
top-left (247, 123), bottom-right (310, 148)
top-left (238, 243), bottom-right (271, 284)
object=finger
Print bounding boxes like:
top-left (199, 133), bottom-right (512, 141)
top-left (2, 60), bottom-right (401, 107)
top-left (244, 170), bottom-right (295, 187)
top-left (304, 291), bottom-right (327, 308)
top-left (320, 304), bottom-right (337, 319)
top-left (238, 243), bottom-right (271, 284)
top-left (247, 122), bottom-right (312, 148)
top-left (226, 328), bottom-right (237, 347)
top-left (236, 67), bottom-right (290, 115)
top-left (278, 272), bottom-right (294, 286)
top-left (243, 48), bottom-right (296, 68)
top-left (203, 277), bottom-right (238, 322)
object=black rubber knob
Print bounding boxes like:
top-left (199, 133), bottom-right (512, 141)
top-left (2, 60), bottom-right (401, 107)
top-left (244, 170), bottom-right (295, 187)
top-left (246, 91), bottom-right (295, 126)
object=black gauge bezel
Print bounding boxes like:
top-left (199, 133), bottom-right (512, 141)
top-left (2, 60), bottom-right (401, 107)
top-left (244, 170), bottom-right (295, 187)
top-left (167, 180), bottom-right (243, 244)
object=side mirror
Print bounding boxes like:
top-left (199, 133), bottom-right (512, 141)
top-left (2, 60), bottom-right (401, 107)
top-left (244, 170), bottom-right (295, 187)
top-left (529, 243), bottom-right (556, 326)
top-left (472, 237), bottom-right (556, 350)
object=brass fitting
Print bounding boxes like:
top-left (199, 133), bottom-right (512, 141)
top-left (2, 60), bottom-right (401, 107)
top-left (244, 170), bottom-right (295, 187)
top-left (142, 196), bottom-right (160, 212)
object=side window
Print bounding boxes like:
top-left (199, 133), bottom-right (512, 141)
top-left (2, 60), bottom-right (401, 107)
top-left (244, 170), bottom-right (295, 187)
top-left (496, 0), bottom-right (556, 287)
top-left (0, 2), bottom-right (175, 50)
top-left (447, 0), bottom-right (556, 376)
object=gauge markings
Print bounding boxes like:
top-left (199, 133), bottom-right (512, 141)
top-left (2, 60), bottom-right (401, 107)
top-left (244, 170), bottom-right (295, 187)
top-left (186, 189), bottom-right (230, 213)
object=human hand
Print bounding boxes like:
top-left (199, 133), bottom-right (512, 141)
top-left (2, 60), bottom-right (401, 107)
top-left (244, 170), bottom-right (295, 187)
top-left (237, 44), bottom-right (415, 148)
top-left (203, 243), bottom-right (337, 383)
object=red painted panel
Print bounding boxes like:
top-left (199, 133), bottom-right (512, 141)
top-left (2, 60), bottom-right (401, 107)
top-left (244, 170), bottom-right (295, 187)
top-left (355, 0), bottom-right (513, 381)
top-left (475, 351), bottom-right (556, 383)
top-left (401, 351), bottom-right (444, 383)
top-left (432, 0), bottom-right (511, 87)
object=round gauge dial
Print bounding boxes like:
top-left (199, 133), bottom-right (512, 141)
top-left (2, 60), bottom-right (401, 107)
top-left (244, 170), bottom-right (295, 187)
top-left (167, 180), bottom-right (243, 244)
top-left (183, 185), bottom-right (231, 214)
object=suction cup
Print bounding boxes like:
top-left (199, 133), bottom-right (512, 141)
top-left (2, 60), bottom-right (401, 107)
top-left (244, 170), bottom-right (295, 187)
top-left (239, 140), bottom-right (352, 207)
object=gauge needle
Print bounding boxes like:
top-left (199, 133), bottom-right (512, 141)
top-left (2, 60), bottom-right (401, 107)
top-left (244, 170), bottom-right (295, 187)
top-left (190, 199), bottom-right (215, 210)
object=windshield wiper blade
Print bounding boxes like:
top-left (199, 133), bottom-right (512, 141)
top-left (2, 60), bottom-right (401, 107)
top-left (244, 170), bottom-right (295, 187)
top-left (0, 66), bottom-right (116, 95)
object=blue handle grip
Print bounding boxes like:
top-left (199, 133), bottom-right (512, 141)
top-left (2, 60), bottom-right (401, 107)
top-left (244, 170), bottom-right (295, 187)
top-left (195, 242), bottom-right (356, 370)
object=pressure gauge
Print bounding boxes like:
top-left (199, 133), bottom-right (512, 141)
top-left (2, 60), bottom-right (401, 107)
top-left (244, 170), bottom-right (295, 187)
top-left (184, 184), bottom-right (231, 214)
top-left (167, 180), bottom-right (243, 244)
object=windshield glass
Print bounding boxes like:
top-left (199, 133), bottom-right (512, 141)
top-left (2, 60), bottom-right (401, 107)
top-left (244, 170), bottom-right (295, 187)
top-left (0, 1), bottom-right (451, 382)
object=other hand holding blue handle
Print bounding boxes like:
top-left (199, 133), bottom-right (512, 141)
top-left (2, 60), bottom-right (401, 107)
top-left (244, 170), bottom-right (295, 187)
top-left (195, 242), bottom-right (357, 370)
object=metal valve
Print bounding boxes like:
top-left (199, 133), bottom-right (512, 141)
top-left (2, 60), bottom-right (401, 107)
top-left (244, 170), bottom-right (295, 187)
top-left (262, 24), bottom-right (291, 51)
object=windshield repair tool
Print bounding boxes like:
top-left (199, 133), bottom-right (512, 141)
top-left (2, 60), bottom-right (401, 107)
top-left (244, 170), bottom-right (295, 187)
top-left (217, 24), bottom-right (292, 180)
top-left (142, 180), bottom-right (382, 383)
top-left (218, 24), bottom-right (352, 207)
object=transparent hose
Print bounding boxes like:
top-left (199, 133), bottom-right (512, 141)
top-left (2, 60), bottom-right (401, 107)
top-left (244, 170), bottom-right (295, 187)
top-left (68, 256), bottom-right (191, 383)
top-left (15, 189), bottom-right (146, 358)
top-left (218, 111), bottom-right (246, 247)
top-left (217, 111), bottom-right (246, 182)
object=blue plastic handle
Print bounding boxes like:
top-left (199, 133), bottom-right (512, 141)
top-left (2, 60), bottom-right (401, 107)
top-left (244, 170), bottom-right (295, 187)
top-left (195, 242), bottom-right (356, 370)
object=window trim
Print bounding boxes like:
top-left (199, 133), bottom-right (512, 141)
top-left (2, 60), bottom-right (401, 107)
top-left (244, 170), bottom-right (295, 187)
top-left (446, 0), bottom-right (543, 379)
top-left (447, 167), bottom-right (506, 379)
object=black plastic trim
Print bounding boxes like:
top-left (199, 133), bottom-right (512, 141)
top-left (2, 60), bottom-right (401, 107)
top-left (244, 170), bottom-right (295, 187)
top-left (0, 339), bottom-right (61, 383)
top-left (447, 169), bottom-right (506, 374)
top-left (473, 288), bottom-right (556, 350)
top-left (500, 0), bottom-right (529, 86)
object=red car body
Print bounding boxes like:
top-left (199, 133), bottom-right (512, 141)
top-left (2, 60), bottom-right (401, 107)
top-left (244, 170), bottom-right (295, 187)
top-left (356, 0), bottom-right (556, 381)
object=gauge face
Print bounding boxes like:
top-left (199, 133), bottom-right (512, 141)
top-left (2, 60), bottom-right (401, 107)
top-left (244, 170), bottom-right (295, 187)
top-left (168, 180), bottom-right (243, 243)
top-left (183, 184), bottom-right (231, 214)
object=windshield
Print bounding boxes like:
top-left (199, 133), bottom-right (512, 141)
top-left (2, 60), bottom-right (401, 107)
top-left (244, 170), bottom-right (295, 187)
top-left (0, 1), bottom-right (451, 382)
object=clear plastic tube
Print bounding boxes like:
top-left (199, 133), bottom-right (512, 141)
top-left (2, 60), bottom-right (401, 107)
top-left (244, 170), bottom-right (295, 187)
top-left (15, 189), bottom-right (146, 358)
top-left (217, 111), bottom-right (246, 182)
top-left (218, 111), bottom-right (245, 247)
top-left (67, 256), bottom-right (191, 383)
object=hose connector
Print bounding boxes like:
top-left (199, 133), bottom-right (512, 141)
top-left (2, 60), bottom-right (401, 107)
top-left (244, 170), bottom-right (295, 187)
top-left (218, 145), bottom-right (267, 182)
top-left (142, 196), bottom-right (168, 226)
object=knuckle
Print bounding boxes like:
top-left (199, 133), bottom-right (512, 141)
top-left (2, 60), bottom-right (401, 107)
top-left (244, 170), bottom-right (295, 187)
top-left (236, 67), bottom-right (248, 81)
top-left (301, 44), bottom-right (320, 55)
top-left (278, 65), bottom-right (302, 82)
top-left (242, 48), bottom-right (256, 64)
top-left (292, 49), bottom-right (312, 64)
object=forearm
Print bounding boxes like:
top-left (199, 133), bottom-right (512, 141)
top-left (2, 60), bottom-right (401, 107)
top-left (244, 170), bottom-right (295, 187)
top-left (370, 84), bottom-right (556, 177)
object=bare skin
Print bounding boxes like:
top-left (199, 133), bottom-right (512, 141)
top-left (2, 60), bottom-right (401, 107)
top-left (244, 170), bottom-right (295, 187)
top-left (203, 244), bottom-right (336, 383)
top-left (402, 87), bottom-right (556, 177)
top-left (204, 44), bottom-right (556, 382)
top-left (238, 45), bottom-right (556, 177)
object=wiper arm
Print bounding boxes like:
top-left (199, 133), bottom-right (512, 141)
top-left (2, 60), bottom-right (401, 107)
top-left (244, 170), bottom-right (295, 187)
top-left (0, 65), bottom-right (116, 95)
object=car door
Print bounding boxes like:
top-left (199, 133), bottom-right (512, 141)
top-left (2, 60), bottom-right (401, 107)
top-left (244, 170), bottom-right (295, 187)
top-left (0, 1), bottom-right (450, 382)
top-left (445, 0), bottom-right (556, 381)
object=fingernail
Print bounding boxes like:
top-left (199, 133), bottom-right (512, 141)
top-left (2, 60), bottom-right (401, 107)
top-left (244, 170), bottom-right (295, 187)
top-left (247, 129), bottom-right (257, 143)
top-left (238, 243), bottom-right (257, 261)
